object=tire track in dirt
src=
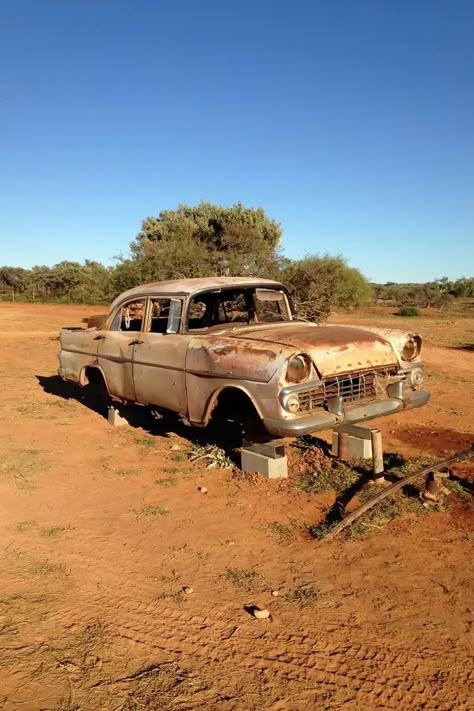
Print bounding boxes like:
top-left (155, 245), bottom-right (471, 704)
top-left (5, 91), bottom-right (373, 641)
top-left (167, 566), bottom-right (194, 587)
top-left (44, 588), bottom-right (474, 710)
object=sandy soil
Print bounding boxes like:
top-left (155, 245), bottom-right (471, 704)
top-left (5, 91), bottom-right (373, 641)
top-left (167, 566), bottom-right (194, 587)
top-left (0, 302), bottom-right (473, 710)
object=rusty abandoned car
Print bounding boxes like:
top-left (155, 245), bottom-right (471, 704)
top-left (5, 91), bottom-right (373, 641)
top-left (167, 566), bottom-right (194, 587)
top-left (58, 277), bottom-right (430, 438)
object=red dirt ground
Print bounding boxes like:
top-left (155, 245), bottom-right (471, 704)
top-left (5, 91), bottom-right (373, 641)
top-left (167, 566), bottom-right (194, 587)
top-left (0, 303), bottom-right (473, 710)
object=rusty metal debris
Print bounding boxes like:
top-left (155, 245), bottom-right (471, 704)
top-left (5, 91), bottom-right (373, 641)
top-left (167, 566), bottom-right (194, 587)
top-left (324, 445), bottom-right (474, 539)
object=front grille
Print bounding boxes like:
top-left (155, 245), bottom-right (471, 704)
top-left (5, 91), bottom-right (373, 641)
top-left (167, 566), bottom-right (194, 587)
top-left (298, 367), bottom-right (398, 412)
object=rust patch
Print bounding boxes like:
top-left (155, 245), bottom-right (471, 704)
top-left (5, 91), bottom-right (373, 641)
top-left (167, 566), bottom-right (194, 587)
top-left (187, 337), bottom-right (285, 383)
top-left (211, 343), bottom-right (277, 361)
top-left (235, 323), bottom-right (388, 350)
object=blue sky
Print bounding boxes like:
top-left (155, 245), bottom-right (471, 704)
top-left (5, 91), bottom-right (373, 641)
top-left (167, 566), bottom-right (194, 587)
top-left (0, 0), bottom-right (472, 283)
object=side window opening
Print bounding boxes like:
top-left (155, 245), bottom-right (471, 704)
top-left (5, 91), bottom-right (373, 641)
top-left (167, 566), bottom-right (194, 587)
top-left (110, 300), bottom-right (146, 332)
top-left (149, 298), bottom-right (172, 334)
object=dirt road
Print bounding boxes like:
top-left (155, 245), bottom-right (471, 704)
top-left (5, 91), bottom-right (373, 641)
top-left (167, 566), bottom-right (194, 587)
top-left (0, 303), bottom-right (472, 710)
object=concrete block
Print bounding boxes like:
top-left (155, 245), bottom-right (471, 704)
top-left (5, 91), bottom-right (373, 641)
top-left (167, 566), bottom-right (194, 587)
top-left (107, 406), bottom-right (129, 427)
top-left (241, 447), bottom-right (288, 479)
top-left (332, 431), bottom-right (373, 459)
top-left (242, 439), bottom-right (286, 459)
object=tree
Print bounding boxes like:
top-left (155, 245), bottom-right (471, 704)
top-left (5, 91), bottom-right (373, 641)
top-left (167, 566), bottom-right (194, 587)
top-left (127, 201), bottom-right (283, 280)
top-left (280, 255), bottom-right (372, 322)
top-left (0, 267), bottom-right (30, 299)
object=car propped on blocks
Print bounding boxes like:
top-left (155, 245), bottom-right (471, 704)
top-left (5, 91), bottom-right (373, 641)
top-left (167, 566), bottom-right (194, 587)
top-left (58, 277), bottom-right (430, 438)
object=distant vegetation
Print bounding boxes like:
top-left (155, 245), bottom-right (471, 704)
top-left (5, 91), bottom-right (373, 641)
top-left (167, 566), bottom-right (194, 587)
top-left (397, 306), bottom-right (421, 317)
top-left (0, 202), bottom-right (471, 321)
top-left (374, 277), bottom-right (474, 309)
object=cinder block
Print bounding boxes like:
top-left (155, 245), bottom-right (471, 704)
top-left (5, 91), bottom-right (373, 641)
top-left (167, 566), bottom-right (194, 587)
top-left (332, 431), bottom-right (373, 459)
top-left (241, 448), bottom-right (288, 479)
top-left (107, 406), bottom-right (129, 427)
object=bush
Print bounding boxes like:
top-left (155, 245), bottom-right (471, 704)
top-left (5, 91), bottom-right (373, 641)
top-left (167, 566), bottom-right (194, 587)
top-left (397, 306), bottom-right (420, 317)
top-left (281, 254), bottom-right (372, 323)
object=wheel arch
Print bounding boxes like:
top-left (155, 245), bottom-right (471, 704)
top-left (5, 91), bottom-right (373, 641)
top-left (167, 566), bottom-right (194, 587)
top-left (80, 364), bottom-right (111, 396)
top-left (201, 384), bottom-right (264, 427)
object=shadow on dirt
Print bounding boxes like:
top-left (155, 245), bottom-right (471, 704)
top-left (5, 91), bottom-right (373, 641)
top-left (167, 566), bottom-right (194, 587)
top-left (450, 344), bottom-right (474, 352)
top-left (36, 374), bottom-right (257, 455)
top-left (393, 426), bottom-right (473, 457)
top-left (317, 453), bottom-right (414, 528)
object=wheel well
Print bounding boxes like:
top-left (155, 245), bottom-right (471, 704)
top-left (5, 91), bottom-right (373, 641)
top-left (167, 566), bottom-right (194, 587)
top-left (209, 387), bottom-right (259, 420)
top-left (83, 365), bottom-right (107, 388)
top-left (208, 387), bottom-right (268, 443)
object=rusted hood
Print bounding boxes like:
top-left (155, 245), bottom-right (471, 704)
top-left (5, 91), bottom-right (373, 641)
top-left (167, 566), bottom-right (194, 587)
top-left (232, 323), bottom-right (398, 377)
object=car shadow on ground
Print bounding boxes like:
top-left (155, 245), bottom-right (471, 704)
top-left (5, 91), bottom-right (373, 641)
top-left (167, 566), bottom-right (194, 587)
top-left (451, 343), bottom-right (474, 351)
top-left (36, 374), bottom-right (254, 455)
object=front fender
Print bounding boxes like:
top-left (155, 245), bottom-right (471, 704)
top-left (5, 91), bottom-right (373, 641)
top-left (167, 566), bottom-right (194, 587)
top-left (186, 335), bottom-right (287, 383)
top-left (200, 384), bottom-right (265, 427)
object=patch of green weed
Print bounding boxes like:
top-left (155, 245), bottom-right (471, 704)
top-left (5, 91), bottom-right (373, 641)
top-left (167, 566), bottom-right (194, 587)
top-left (223, 567), bottom-right (265, 592)
top-left (347, 493), bottom-right (427, 539)
top-left (134, 435), bottom-right (156, 452)
top-left (286, 583), bottom-right (320, 607)
top-left (446, 479), bottom-right (470, 499)
top-left (116, 467), bottom-right (142, 477)
top-left (298, 462), bottom-right (360, 494)
top-left (133, 503), bottom-right (169, 517)
top-left (38, 525), bottom-right (72, 538)
top-left (28, 560), bottom-right (70, 577)
top-left (16, 520), bottom-right (38, 532)
top-left (267, 521), bottom-right (298, 542)
top-left (154, 477), bottom-right (178, 487)
top-left (0, 449), bottom-right (50, 488)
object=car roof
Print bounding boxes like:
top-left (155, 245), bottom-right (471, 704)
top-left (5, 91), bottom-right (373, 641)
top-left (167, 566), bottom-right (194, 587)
top-left (110, 277), bottom-right (286, 310)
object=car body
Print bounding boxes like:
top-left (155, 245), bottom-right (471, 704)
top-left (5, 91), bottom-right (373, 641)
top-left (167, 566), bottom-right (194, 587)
top-left (58, 277), bottom-right (430, 437)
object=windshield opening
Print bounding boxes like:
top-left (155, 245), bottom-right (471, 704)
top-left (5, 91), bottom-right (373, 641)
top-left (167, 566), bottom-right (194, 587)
top-left (186, 287), bottom-right (291, 332)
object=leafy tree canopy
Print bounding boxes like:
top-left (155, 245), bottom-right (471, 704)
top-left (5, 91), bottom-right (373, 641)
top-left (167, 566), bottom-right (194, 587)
top-left (280, 254), bottom-right (373, 322)
top-left (127, 201), bottom-right (282, 284)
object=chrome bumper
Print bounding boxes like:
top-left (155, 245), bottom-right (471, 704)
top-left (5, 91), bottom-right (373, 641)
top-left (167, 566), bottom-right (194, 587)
top-left (263, 390), bottom-right (430, 438)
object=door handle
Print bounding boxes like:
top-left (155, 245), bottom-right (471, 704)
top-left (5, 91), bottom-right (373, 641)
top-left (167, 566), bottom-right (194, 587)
top-left (129, 339), bottom-right (144, 345)
top-left (94, 334), bottom-right (106, 340)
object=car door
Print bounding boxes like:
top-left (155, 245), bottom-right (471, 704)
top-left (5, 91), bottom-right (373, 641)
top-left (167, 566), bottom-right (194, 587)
top-left (132, 297), bottom-right (190, 414)
top-left (97, 297), bottom-right (146, 402)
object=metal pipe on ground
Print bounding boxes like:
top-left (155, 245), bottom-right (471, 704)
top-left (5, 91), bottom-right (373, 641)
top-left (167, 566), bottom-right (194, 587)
top-left (324, 445), bottom-right (474, 539)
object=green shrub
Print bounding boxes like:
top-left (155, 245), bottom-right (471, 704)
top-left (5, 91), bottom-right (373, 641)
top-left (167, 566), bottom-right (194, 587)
top-left (397, 305), bottom-right (420, 317)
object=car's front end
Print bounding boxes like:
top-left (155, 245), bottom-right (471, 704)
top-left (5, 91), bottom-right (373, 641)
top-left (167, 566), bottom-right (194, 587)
top-left (263, 359), bottom-right (428, 437)
top-left (230, 323), bottom-right (430, 438)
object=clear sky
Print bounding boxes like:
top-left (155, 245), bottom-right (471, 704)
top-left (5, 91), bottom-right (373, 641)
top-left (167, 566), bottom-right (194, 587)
top-left (0, 0), bottom-right (472, 283)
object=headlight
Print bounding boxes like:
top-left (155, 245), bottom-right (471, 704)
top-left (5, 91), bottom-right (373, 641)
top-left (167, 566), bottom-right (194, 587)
top-left (410, 367), bottom-right (425, 386)
top-left (284, 394), bottom-right (300, 413)
top-left (286, 355), bottom-right (311, 383)
top-left (401, 337), bottom-right (421, 362)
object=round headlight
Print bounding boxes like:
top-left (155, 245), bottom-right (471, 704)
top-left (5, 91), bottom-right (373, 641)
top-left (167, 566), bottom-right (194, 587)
top-left (401, 337), bottom-right (420, 362)
top-left (286, 355), bottom-right (310, 383)
top-left (410, 367), bottom-right (424, 386)
top-left (285, 394), bottom-right (300, 413)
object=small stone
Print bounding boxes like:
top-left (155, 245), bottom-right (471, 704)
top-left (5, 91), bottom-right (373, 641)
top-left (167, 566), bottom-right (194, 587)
top-left (170, 444), bottom-right (181, 451)
top-left (183, 586), bottom-right (193, 595)
top-left (198, 486), bottom-right (208, 494)
top-left (254, 608), bottom-right (270, 620)
top-left (271, 590), bottom-right (279, 597)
